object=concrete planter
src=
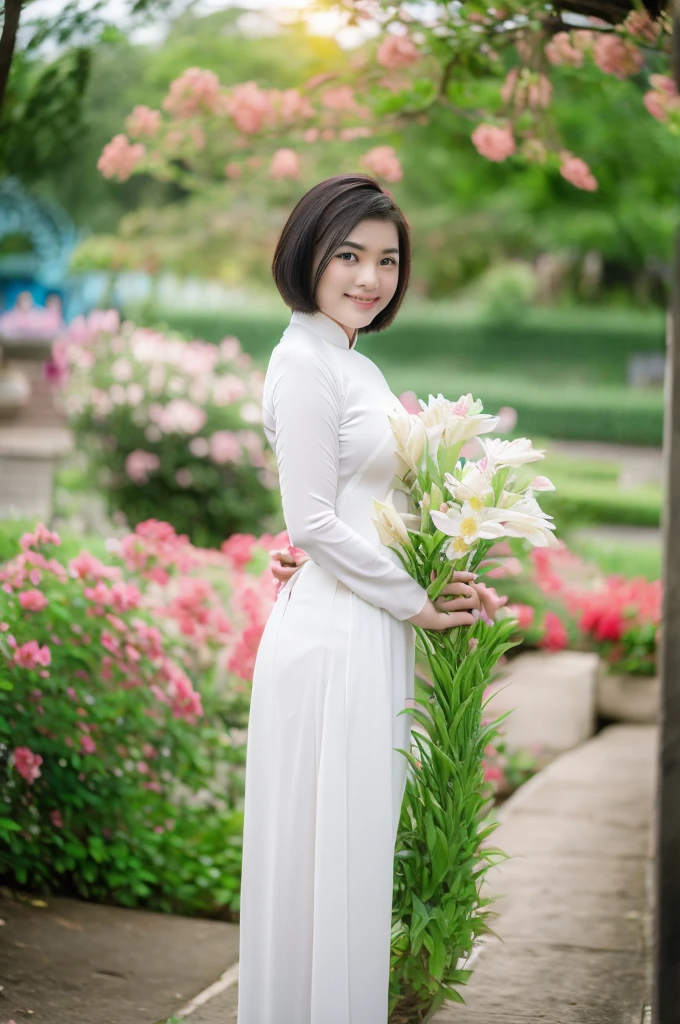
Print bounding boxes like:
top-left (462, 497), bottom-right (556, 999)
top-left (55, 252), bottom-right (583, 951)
top-left (596, 662), bottom-right (659, 724)
top-left (484, 650), bottom-right (599, 764)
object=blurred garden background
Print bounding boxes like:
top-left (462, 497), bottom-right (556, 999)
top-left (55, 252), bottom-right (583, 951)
top-left (0, 0), bottom-right (672, 935)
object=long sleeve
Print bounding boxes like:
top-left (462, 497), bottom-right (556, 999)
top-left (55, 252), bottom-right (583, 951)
top-left (268, 341), bottom-right (429, 622)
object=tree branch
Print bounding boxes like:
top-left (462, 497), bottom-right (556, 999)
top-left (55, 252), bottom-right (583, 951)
top-left (0, 0), bottom-right (23, 113)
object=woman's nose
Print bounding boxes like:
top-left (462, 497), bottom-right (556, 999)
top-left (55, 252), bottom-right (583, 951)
top-left (355, 264), bottom-right (379, 289)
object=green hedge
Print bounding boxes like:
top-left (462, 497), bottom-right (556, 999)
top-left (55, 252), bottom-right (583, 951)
top-left (148, 304), bottom-right (665, 387)
top-left (140, 305), bottom-right (666, 447)
top-left (542, 479), bottom-right (662, 529)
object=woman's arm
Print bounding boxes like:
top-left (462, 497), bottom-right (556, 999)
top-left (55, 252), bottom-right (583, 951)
top-left (270, 341), bottom-right (429, 621)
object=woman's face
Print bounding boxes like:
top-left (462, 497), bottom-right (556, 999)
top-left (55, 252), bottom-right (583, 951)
top-left (313, 218), bottom-right (400, 342)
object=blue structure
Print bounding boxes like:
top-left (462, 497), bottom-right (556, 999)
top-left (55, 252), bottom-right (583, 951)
top-left (0, 177), bottom-right (85, 321)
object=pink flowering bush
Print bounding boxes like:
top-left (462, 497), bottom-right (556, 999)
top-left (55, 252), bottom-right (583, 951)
top-left (490, 542), bottom-right (662, 676)
top-left (0, 519), bottom-right (286, 914)
top-left (52, 310), bottom-right (281, 548)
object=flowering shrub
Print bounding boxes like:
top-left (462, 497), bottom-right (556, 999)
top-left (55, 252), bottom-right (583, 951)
top-left (575, 578), bottom-right (660, 676)
top-left (0, 519), bottom-right (286, 914)
top-left (490, 542), bottom-right (662, 675)
top-left (51, 310), bottom-right (281, 548)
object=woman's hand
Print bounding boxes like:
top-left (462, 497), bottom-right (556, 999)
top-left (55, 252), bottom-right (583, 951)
top-left (473, 580), bottom-right (508, 622)
top-left (407, 570), bottom-right (480, 632)
top-left (269, 547), bottom-right (310, 591)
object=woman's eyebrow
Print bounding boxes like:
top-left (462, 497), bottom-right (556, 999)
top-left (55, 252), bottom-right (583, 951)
top-left (337, 240), bottom-right (399, 254)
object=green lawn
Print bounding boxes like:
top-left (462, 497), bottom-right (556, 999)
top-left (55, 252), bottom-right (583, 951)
top-left (569, 534), bottom-right (661, 581)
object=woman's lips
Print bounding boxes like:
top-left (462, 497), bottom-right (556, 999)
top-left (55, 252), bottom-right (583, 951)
top-left (346, 295), bottom-right (380, 309)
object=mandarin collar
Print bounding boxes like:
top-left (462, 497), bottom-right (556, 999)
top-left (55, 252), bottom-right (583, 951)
top-left (290, 310), bottom-right (357, 350)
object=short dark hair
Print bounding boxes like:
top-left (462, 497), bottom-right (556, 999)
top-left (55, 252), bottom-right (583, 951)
top-left (272, 174), bottom-right (411, 334)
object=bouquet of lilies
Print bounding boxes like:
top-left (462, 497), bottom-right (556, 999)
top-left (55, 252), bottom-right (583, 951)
top-left (374, 394), bottom-right (558, 1023)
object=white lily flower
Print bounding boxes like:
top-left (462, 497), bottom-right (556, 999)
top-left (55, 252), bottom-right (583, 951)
top-left (444, 457), bottom-right (495, 509)
top-left (388, 408), bottom-right (428, 476)
top-left (509, 494), bottom-right (554, 520)
top-left (499, 508), bottom-right (559, 547)
top-left (418, 393), bottom-right (499, 448)
top-left (481, 437), bottom-right (545, 468)
top-left (372, 491), bottom-right (411, 548)
top-left (430, 501), bottom-right (507, 557)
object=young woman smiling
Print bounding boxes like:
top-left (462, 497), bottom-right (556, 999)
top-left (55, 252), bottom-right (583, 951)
top-left (237, 175), bottom-right (501, 1024)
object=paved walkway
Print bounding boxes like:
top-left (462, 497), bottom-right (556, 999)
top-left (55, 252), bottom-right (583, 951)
top-left (0, 892), bottom-right (239, 1024)
top-left (433, 724), bottom-right (656, 1023)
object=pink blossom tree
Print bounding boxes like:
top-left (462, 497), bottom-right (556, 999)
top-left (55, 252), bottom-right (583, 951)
top-left (97, 2), bottom-right (675, 197)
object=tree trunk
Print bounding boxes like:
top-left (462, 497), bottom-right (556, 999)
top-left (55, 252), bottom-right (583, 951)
top-left (0, 0), bottom-right (23, 113)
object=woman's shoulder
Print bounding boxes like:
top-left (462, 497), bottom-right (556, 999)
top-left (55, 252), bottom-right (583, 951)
top-left (268, 322), bottom-right (340, 377)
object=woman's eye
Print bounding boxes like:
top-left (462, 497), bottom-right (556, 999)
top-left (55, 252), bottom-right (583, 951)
top-left (336, 253), bottom-right (397, 265)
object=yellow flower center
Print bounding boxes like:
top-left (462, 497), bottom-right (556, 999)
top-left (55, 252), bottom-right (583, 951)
top-left (468, 496), bottom-right (484, 511)
top-left (452, 537), bottom-right (469, 554)
top-left (460, 517), bottom-right (478, 542)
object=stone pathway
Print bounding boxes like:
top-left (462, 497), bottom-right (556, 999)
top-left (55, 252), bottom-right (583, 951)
top-left (433, 724), bottom-right (656, 1023)
top-left (0, 892), bottom-right (239, 1024)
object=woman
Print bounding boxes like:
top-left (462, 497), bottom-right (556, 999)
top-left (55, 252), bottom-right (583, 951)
top-left (237, 174), bottom-right (496, 1024)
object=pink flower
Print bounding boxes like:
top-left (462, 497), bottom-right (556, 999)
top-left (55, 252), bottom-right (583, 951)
top-left (110, 581), bottom-right (141, 612)
top-left (125, 105), bottom-right (161, 137)
top-left (643, 80), bottom-right (680, 123)
top-left (13, 746), bottom-right (43, 784)
top-left (209, 430), bottom-right (241, 465)
top-left (559, 155), bottom-right (598, 192)
top-left (545, 31), bottom-right (584, 67)
top-left (156, 400), bottom-right (207, 434)
top-left (484, 762), bottom-right (504, 783)
top-left (20, 524), bottom-right (60, 551)
top-left (19, 590), bottom-right (48, 612)
top-left (225, 81), bottom-right (274, 134)
top-left (508, 603), bottom-right (535, 630)
top-left (269, 148), bottom-right (301, 180)
top-left (69, 550), bottom-right (120, 582)
top-left (50, 809), bottom-right (63, 828)
top-left (321, 85), bottom-right (357, 112)
top-left (376, 34), bottom-right (419, 70)
top-left (163, 67), bottom-right (221, 117)
top-left (398, 390), bottom-right (421, 414)
top-left (80, 735), bottom-right (97, 755)
top-left (650, 75), bottom-right (678, 98)
top-left (165, 662), bottom-right (203, 720)
top-left (594, 35), bottom-right (643, 79)
top-left (225, 161), bottom-right (242, 179)
top-left (360, 145), bottom-right (403, 182)
top-left (13, 640), bottom-right (51, 669)
top-left (496, 406), bottom-right (518, 433)
top-left (97, 134), bottom-right (145, 182)
top-left (531, 475), bottom-right (555, 491)
top-left (125, 450), bottom-right (161, 484)
top-left (221, 533), bottom-right (258, 569)
top-left (540, 611), bottom-right (569, 652)
top-left (623, 9), bottom-right (661, 43)
top-left (471, 124), bottom-right (516, 162)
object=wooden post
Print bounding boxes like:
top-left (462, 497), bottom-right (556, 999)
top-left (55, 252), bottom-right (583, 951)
top-left (652, 4), bottom-right (680, 1019)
